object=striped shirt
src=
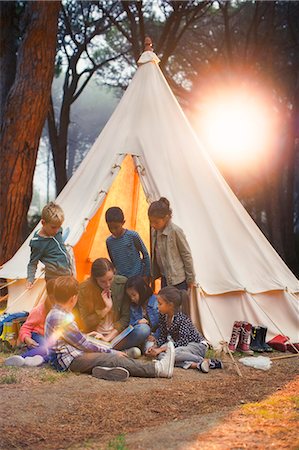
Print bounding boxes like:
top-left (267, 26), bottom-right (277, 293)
top-left (45, 305), bottom-right (111, 372)
top-left (106, 229), bottom-right (150, 278)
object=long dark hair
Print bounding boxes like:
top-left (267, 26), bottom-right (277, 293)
top-left (125, 275), bottom-right (153, 306)
top-left (158, 286), bottom-right (188, 313)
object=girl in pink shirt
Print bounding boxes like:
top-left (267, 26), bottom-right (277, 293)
top-left (5, 280), bottom-right (55, 367)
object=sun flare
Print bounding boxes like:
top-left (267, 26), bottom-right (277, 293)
top-left (197, 89), bottom-right (275, 168)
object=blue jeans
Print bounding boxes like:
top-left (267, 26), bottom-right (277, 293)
top-left (22, 332), bottom-right (49, 362)
top-left (114, 324), bottom-right (151, 351)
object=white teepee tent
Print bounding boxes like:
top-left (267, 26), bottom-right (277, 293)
top-left (1, 50), bottom-right (298, 346)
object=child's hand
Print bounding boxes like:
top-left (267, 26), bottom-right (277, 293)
top-left (24, 336), bottom-right (39, 348)
top-left (114, 350), bottom-right (128, 358)
top-left (26, 281), bottom-right (34, 290)
top-left (138, 318), bottom-right (148, 325)
top-left (147, 335), bottom-right (156, 342)
top-left (146, 346), bottom-right (160, 357)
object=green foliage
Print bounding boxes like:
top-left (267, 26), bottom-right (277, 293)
top-left (38, 367), bottom-right (70, 383)
top-left (0, 368), bottom-right (18, 385)
top-left (107, 434), bottom-right (128, 450)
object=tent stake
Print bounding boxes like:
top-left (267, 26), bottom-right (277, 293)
top-left (270, 353), bottom-right (299, 361)
top-left (222, 341), bottom-right (243, 377)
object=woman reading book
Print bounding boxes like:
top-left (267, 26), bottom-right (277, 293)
top-left (77, 258), bottom-right (151, 351)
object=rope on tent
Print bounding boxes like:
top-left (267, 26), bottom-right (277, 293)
top-left (5, 272), bottom-right (45, 312)
top-left (198, 287), bottom-right (242, 377)
top-left (247, 291), bottom-right (299, 355)
top-left (0, 279), bottom-right (18, 290)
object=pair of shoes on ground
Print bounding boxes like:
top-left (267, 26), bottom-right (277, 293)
top-left (5, 355), bottom-right (44, 367)
top-left (92, 342), bottom-right (175, 382)
top-left (198, 358), bottom-right (223, 373)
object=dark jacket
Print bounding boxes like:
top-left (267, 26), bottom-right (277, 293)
top-left (77, 276), bottom-right (130, 333)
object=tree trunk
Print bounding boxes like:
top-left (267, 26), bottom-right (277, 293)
top-left (0, 1), bottom-right (61, 265)
top-left (47, 95), bottom-right (69, 194)
top-left (0, 1), bottom-right (18, 126)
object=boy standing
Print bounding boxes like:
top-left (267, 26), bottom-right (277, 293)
top-left (27, 202), bottom-right (72, 288)
top-left (105, 207), bottom-right (150, 279)
top-left (45, 276), bottom-right (175, 381)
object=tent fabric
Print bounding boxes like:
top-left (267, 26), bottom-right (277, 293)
top-left (1, 50), bottom-right (298, 345)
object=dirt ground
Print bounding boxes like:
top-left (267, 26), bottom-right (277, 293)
top-left (0, 351), bottom-right (298, 450)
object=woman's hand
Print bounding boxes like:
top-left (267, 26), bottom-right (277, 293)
top-left (88, 331), bottom-right (104, 340)
top-left (101, 289), bottom-right (113, 310)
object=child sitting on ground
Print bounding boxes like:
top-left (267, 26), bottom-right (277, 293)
top-left (126, 275), bottom-right (160, 352)
top-left (27, 202), bottom-right (72, 288)
top-left (5, 279), bottom-right (56, 367)
top-left (105, 207), bottom-right (150, 280)
top-left (146, 286), bottom-right (223, 373)
top-left (45, 275), bottom-right (175, 381)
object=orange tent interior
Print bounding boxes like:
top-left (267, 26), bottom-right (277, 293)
top-left (73, 155), bottom-right (150, 282)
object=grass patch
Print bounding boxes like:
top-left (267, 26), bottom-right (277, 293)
top-left (0, 368), bottom-right (18, 384)
top-left (38, 367), bottom-right (70, 383)
top-left (107, 434), bottom-right (128, 450)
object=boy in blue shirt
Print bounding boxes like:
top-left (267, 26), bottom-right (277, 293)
top-left (27, 202), bottom-right (72, 288)
top-left (105, 207), bottom-right (150, 279)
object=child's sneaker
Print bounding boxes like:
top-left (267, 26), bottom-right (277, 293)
top-left (125, 347), bottom-right (142, 359)
top-left (23, 355), bottom-right (44, 367)
top-left (155, 341), bottom-right (175, 378)
top-left (4, 355), bottom-right (25, 367)
top-left (92, 366), bottom-right (129, 381)
top-left (198, 359), bottom-right (209, 373)
top-left (209, 359), bottom-right (223, 369)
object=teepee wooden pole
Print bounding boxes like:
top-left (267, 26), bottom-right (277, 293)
top-left (223, 342), bottom-right (243, 377)
top-left (270, 353), bottom-right (299, 361)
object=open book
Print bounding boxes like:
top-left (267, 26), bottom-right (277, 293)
top-left (86, 325), bottom-right (134, 349)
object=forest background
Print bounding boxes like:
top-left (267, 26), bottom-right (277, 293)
top-left (0, 0), bottom-right (298, 277)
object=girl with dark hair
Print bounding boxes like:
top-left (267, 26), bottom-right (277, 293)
top-left (126, 275), bottom-right (160, 349)
top-left (148, 197), bottom-right (195, 292)
top-left (146, 286), bottom-right (223, 373)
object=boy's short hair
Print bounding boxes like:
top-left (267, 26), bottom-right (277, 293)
top-left (42, 202), bottom-right (64, 225)
top-left (105, 207), bottom-right (124, 223)
top-left (46, 278), bottom-right (56, 297)
top-left (54, 276), bottom-right (79, 304)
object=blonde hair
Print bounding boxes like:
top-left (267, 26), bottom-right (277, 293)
top-left (41, 202), bottom-right (64, 225)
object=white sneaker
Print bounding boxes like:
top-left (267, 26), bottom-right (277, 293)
top-left (198, 359), bottom-right (210, 373)
top-left (23, 355), bottom-right (44, 367)
top-left (4, 355), bottom-right (25, 367)
top-left (92, 366), bottom-right (129, 381)
top-left (155, 341), bottom-right (175, 378)
top-left (125, 347), bottom-right (142, 359)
